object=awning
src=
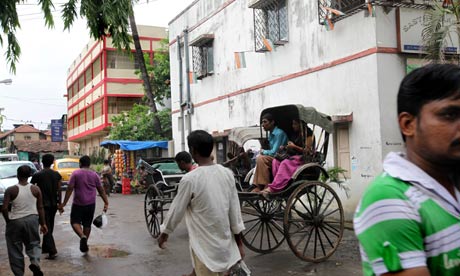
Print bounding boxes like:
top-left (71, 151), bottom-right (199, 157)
top-left (100, 140), bottom-right (168, 151)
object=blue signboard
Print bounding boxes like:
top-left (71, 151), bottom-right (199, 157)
top-left (51, 119), bottom-right (63, 142)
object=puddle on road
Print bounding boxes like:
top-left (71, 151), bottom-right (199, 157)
top-left (89, 245), bottom-right (130, 258)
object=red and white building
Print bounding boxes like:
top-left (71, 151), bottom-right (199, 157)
top-left (66, 25), bottom-right (167, 155)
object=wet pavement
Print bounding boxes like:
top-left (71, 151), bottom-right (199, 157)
top-left (0, 193), bottom-right (363, 275)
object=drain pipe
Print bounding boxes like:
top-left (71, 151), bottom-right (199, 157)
top-left (183, 28), bottom-right (192, 135)
top-left (177, 35), bottom-right (185, 151)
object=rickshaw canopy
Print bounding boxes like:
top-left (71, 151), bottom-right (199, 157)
top-left (260, 105), bottom-right (334, 135)
top-left (227, 126), bottom-right (261, 146)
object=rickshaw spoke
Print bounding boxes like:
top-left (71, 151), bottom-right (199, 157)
top-left (319, 225), bottom-right (335, 248)
top-left (293, 226), bottom-right (311, 249)
top-left (319, 198), bottom-right (334, 216)
top-left (259, 223), bottom-right (265, 250)
top-left (249, 221), bottom-right (263, 245)
top-left (305, 191), bottom-right (315, 216)
top-left (322, 221), bottom-right (341, 237)
top-left (244, 219), bottom-right (262, 235)
top-left (323, 208), bottom-right (340, 218)
top-left (301, 226), bottom-right (315, 256)
top-left (244, 218), bottom-right (261, 224)
top-left (268, 219), bottom-right (285, 235)
top-left (313, 226), bottom-right (318, 259)
top-left (314, 185), bottom-right (318, 215)
top-left (316, 227), bottom-right (327, 257)
top-left (297, 196), bottom-right (314, 217)
top-left (267, 222), bottom-right (282, 245)
top-left (265, 222), bottom-right (272, 249)
top-left (317, 187), bottom-right (327, 213)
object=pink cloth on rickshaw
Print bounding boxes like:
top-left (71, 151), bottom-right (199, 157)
top-left (268, 155), bottom-right (303, 192)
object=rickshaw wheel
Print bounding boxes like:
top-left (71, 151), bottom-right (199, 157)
top-left (284, 181), bottom-right (344, 262)
top-left (241, 198), bottom-right (285, 253)
top-left (144, 184), bottom-right (164, 238)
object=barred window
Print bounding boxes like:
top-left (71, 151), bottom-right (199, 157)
top-left (250, 0), bottom-right (288, 52)
top-left (190, 34), bottom-right (214, 80)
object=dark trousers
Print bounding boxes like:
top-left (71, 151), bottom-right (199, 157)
top-left (5, 214), bottom-right (41, 276)
top-left (42, 206), bottom-right (57, 255)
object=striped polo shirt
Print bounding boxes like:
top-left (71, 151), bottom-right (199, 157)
top-left (354, 152), bottom-right (460, 276)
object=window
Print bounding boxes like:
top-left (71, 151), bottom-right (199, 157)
top-left (250, 0), bottom-right (288, 52)
top-left (318, 0), bottom-right (365, 25)
top-left (106, 51), bottom-right (140, 70)
top-left (334, 125), bottom-right (351, 178)
top-left (190, 34), bottom-right (214, 80)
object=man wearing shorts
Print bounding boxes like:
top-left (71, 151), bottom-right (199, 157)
top-left (60, 155), bottom-right (109, 253)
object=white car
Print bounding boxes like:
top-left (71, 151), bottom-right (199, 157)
top-left (0, 161), bottom-right (37, 207)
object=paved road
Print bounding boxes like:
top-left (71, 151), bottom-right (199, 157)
top-left (0, 193), bottom-right (362, 276)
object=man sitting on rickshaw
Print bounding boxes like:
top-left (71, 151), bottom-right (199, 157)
top-left (261, 119), bottom-right (314, 196)
top-left (252, 113), bottom-right (288, 192)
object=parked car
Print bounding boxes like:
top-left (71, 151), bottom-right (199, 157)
top-left (0, 161), bottom-right (37, 207)
top-left (53, 158), bottom-right (80, 190)
top-left (0, 153), bottom-right (19, 162)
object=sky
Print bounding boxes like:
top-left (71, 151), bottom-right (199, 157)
top-left (0, 0), bottom-right (194, 131)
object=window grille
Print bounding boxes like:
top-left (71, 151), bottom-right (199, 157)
top-left (190, 35), bottom-right (214, 80)
top-left (318, 0), bottom-right (429, 25)
top-left (250, 0), bottom-right (288, 52)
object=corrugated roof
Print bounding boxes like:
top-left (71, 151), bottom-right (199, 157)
top-left (14, 125), bottom-right (40, 133)
top-left (13, 140), bottom-right (68, 153)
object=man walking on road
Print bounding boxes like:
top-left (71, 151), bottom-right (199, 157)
top-left (31, 153), bottom-right (62, 260)
top-left (158, 130), bottom-right (245, 276)
top-left (60, 155), bottom-right (109, 253)
top-left (2, 165), bottom-right (48, 276)
top-left (354, 64), bottom-right (460, 275)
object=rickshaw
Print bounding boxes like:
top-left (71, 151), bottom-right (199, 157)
top-left (142, 158), bottom-right (184, 238)
top-left (143, 104), bottom-right (344, 263)
top-left (233, 105), bottom-right (345, 263)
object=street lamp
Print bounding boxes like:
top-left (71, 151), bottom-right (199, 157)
top-left (0, 79), bottom-right (12, 85)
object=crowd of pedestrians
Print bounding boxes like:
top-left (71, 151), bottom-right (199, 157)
top-left (2, 155), bottom-right (109, 276)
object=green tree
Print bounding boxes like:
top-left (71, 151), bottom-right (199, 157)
top-left (109, 104), bottom-right (172, 141)
top-left (136, 39), bottom-right (171, 106)
top-left (1, 0), bottom-right (133, 73)
top-left (422, 1), bottom-right (460, 63)
top-left (128, 9), bottom-right (163, 135)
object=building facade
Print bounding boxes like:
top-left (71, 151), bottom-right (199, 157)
top-left (66, 25), bottom-right (167, 156)
top-left (168, 0), bottom-right (433, 218)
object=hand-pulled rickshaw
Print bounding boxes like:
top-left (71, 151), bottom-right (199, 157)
top-left (228, 105), bottom-right (344, 263)
top-left (143, 104), bottom-right (344, 263)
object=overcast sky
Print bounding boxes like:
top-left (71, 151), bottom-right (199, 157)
top-left (0, 0), bottom-right (193, 131)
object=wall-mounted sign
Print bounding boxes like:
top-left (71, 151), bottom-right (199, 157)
top-left (398, 7), bottom-right (459, 54)
top-left (51, 119), bottom-right (63, 142)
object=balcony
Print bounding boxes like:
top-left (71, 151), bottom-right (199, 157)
top-left (318, 0), bottom-right (430, 26)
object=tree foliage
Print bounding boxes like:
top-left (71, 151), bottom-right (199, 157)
top-left (422, 1), bottom-right (460, 63)
top-left (136, 39), bottom-right (171, 107)
top-left (109, 104), bottom-right (172, 141)
top-left (1, 0), bottom-right (133, 73)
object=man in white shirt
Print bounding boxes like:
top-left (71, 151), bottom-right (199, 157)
top-left (158, 130), bottom-right (245, 276)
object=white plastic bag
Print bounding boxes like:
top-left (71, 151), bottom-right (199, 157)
top-left (93, 212), bottom-right (108, 228)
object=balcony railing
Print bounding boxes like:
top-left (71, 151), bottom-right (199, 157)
top-left (318, 0), bottom-right (431, 26)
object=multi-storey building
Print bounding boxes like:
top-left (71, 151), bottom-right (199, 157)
top-left (168, 0), bottom-right (437, 218)
top-left (66, 25), bottom-right (167, 156)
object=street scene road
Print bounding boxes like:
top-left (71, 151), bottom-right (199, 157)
top-left (0, 193), bottom-right (362, 276)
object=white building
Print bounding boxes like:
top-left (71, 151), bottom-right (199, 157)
top-left (168, 0), bottom-right (435, 218)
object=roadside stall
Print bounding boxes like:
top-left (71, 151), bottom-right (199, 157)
top-left (100, 140), bottom-right (168, 194)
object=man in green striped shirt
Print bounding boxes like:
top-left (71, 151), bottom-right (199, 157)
top-left (354, 64), bottom-right (460, 276)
